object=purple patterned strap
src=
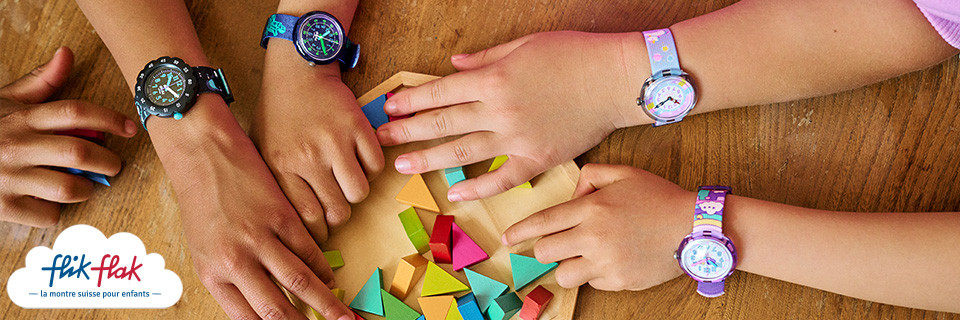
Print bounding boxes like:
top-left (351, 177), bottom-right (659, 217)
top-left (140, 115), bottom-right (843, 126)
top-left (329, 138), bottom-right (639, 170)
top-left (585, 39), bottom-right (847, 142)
top-left (692, 186), bottom-right (730, 235)
top-left (697, 281), bottom-right (725, 298)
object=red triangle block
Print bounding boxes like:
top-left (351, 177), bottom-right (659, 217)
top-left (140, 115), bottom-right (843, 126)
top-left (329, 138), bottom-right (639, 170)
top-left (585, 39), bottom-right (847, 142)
top-left (451, 222), bottom-right (488, 271)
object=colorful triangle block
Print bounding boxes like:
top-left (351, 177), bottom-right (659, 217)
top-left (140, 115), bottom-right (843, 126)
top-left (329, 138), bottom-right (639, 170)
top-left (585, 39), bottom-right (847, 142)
top-left (519, 285), bottom-right (553, 320)
top-left (464, 268), bottom-right (508, 312)
top-left (381, 289), bottom-right (421, 320)
top-left (451, 223), bottom-right (488, 271)
top-left (457, 299), bottom-right (484, 320)
top-left (486, 292), bottom-right (522, 320)
top-left (430, 215), bottom-right (454, 264)
top-left (350, 268), bottom-right (384, 316)
top-left (457, 292), bottom-right (477, 307)
top-left (332, 288), bottom-right (346, 301)
top-left (361, 94), bottom-right (390, 129)
top-left (446, 299), bottom-right (464, 320)
top-left (488, 155), bottom-right (531, 188)
top-left (421, 262), bottom-right (469, 296)
top-left (396, 174), bottom-right (440, 212)
top-left (324, 250), bottom-right (344, 270)
top-left (510, 254), bottom-right (557, 290)
top-left (444, 167), bottom-right (467, 186)
top-left (417, 295), bottom-right (453, 320)
top-left (390, 253), bottom-right (429, 300)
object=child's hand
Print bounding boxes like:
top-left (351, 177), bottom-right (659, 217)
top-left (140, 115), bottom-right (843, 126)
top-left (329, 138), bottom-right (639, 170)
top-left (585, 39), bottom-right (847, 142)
top-left (0, 47), bottom-right (137, 227)
top-left (502, 164), bottom-right (691, 290)
top-left (378, 32), bottom-right (648, 201)
top-left (251, 52), bottom-right (383, 243)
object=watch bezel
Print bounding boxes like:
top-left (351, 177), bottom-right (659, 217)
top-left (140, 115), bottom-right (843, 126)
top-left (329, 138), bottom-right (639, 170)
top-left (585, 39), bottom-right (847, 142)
top-left (292, 11), bottom-right (345, 65)
top-left (638, 70), bottom-right (697, 123)
top-left (135, 56), bottom-right (199, 119)
top-left (676, 235), bottom-right (737, 282)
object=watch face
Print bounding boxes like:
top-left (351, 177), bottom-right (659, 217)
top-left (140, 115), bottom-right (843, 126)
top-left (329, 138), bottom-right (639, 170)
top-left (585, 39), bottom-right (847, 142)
top-left (145, 65), bottom-right (186, 107)
top-left (641, 75), bottom-right (696, 120)
top-left (679, 238), bottom-right (734, 281)
top-left (295, 13), bottom-right (343, 62)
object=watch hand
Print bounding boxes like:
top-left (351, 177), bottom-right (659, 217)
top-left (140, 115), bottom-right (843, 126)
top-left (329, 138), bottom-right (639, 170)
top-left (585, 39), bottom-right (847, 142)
top-left (319, 37), bottom-right (328, 55)
top-left (165, 87), bottom-right (178, 97)
top-left (166, 76), bottom-right (171, 86)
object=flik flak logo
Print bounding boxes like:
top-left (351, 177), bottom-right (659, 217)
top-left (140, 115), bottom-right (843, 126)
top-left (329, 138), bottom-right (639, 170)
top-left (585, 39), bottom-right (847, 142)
top-left (6, 225), bottom-right (182, 308)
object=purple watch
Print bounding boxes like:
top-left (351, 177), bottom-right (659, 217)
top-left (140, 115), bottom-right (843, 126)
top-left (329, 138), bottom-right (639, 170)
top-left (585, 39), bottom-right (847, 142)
top-left (675, 185), bottom-right (738, 297)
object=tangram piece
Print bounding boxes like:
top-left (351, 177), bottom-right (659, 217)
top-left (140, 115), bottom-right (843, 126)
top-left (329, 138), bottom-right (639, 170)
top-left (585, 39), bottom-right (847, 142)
top-left (390, 253), bottom-right (429, 300)
top-left (361, 94), bottom-right (390, 129)
top-left (444, 167), bottom-right (467, 186)
top-left (486, 292), bottom-right (522, 320)
top-left (396, 174), bottom-right (440, 212)
top-left (451, 222), bottom-right (488, 271)
top-left (488, 155), bottom-right (531, 188)
top-left (430, 215), bottom-right (454, 264)
top-left (457, 292), bottom-right (477, 307)
top-left (332, 288), bottom-right (346, 301)
top-left (324, 250), bottom-right (344, 270)
top-left (417, 295), bottom-right (454, 320)
top-left (349, 268), bottom-right (384, 316)
top-left (464, 268), bottom-right (508, 312)
top-left (416, 316), bottom-right (424, 320)
top-left (446, 299), bottom-right (464, 320)
top-left (510, 254), bottom-right (558, 290)
top-left (519, 285), bottom-right (553, 320)
top-left (354, 311), bottom-right (367, 320)
top-left (382, 289), bottom-right (422, 320)
top-left (398, 207), bottom-right (430, 254)
top-left (421, 261), bottom-right (469, 296)
top-left (457, 299), bottom-right (484, 320)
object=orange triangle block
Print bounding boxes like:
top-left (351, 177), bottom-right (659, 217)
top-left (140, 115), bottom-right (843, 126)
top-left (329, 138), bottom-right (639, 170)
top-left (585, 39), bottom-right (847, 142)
top-left (396, 174), bottom-right (440, 212)
top-left (417, 295), bottom-right (454, 320)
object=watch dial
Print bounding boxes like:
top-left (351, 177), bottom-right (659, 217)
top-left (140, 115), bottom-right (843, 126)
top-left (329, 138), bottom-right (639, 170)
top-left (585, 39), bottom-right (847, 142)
top-left (145, 66), bottom-right (186, 107)
top-left (642, 76), bottom-right (695, 119)
top-left (296, 14), bottom-right (343, 61)
top-left (680, 238), bottom-right (733, 280)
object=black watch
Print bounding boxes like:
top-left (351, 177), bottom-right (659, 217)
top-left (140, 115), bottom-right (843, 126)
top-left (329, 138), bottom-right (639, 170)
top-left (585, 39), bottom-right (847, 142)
top-left (134, 56), bottom-right (233, 129)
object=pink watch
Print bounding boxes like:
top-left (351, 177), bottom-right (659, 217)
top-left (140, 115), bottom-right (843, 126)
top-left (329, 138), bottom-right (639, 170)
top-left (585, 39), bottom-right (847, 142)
top-left (674, 186), bottom-right (738, 297)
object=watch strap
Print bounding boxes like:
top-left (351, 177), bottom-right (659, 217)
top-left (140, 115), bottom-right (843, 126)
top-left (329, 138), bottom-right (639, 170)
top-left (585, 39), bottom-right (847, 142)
top-left (136, 101), bottom-right (150, 130)
top-left (697, 281), bottom-right (725, 298)
top-left (337, 40), bottom-right (360, 70)
top-left (260, 14), bottom-right (298, 48)
top-left (193, 66), bottom-right (234, 105)
top-left (642, 28), bottom-right (680, 74)
top-left (693, 186), bottom-right (731, 235)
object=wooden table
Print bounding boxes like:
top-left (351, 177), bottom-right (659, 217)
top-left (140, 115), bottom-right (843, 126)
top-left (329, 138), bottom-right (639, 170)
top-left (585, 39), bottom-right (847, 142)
top-left (1, 0), bottom-right (958, 318)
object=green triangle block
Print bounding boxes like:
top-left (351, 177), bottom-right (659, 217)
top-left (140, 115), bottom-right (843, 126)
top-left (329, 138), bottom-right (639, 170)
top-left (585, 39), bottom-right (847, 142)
top-left (350, 268), bottom-right (384, 316)
top-left (421, 262), bottom-right (470, 296)
top-left (381, 289), bottom-right (421, 320)
top-left (509, 253), bottom-right (558, 290)
top-left (463, 268), bottom-right (508, 312)
top-left (485, 292), bottom-right (522, 320)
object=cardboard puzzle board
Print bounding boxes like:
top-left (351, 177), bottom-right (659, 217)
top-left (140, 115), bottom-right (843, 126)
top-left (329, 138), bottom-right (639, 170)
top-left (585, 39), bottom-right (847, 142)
top-left (289, 72), bottom-right (580, 320)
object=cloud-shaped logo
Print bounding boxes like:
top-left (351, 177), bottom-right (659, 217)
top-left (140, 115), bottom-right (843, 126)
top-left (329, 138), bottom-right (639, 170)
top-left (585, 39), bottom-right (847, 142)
top-left (6, 224), bottom-right (182, 308)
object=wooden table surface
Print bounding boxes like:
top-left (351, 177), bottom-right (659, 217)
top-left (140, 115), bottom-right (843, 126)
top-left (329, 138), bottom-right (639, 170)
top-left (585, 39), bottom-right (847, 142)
top-left (1, 0), bottom-right (958, 319)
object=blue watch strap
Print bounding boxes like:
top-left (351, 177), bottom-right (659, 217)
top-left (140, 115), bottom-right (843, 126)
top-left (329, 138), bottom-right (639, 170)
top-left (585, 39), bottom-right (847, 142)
top-left (194, 66), bottom-right (234, 105)
top-left (337, 40), bottom-right (360, 70)
top-left (642, 28), bottom-right (680, 74)
top-left (260, 14), bottom-right (298, 48)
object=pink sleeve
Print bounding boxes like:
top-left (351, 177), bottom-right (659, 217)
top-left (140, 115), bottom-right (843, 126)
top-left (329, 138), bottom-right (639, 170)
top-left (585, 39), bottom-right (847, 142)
top-left (914, 0), bottom-right (960, 49)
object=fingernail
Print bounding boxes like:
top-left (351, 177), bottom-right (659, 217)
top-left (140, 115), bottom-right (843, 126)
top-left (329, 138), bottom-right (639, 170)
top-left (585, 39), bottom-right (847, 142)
top-left (338, 315), bottom-right (352, 320)
top-left (451, 54), bottom-right (469, 60)
top-left (448, 191), bottom-right (462, 202)
top-left (501, 234), bottom-right (509, 246)
top-left (384, 100), bottom-right (397, 113)
top-left (55, 47), bottom-right (64, 56)
top-left (394, 156), bottom-right (411, 173)
top-left (124, 119), bottom-right (137, 135)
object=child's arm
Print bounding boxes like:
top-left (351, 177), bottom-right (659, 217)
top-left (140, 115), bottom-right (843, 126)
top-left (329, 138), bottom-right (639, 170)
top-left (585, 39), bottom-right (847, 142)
top-left (378, 0), bottom-right (959, 202)
top-left (72, 1), bottom-right (352, 319)
top-left (0, 47), bottom-right (136, 227)
top-left (251, 0), bottom-right (381, 245)
top-left (503, 164), bottom-right (960, 313)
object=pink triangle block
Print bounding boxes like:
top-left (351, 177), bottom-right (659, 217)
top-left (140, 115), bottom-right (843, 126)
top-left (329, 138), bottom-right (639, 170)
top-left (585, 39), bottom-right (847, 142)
top-left (451, 222), bottom-right (489, 271)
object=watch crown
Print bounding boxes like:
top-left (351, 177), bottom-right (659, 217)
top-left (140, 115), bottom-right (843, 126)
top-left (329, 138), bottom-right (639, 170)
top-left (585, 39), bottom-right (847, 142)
top-left (673, 252), bottom-right (678, 259)
top-left (636, 97), bottom-right (643, 106)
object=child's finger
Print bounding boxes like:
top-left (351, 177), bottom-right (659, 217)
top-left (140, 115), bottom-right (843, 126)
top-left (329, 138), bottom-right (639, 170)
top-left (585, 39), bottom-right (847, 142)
top-left (377, 103), bottom-right (484, 146)
top-left (573, 163), bottom-right (636, 198)
top-left (22, 135), bottom-right (122, 176)
top-left (447, 156), bottom-right (538, 201)
top-left (383, 71), bottom-right (481, 116)
top-left (355, 133), bottom-right (385, 180)
top-left (276, 173), bottom-right (329, 243)
top-left (25, 100), bottom-right (137, 137)
top-left (554, 257), bottom-right (597, 289)
top-left (275, 217), bottom-right (337, 286)
top-left (503, 199), bottom-right (585, 246)
top-left (232, 268), bottom-right (310, 320)
top-left (450, 34), bottom-right (533, 71)
top-left (11, 167), bottom-right (94, 203)
top-left (533, 228), bottom-right (589, 264)
top-left (260, 241), bottom-right (352, 320)
top-left (0, 196), bottom-right (60, 227)
top-left (205, 282), bottom-right (259, 320)
top-left (332, 153), bottom-right (370, 204)
top-left (393, 132), bottom-right (499, 175)
top-left (305, 170), bottom-right (352, 228)
top-left (0, 47), bottom-right (73, 104)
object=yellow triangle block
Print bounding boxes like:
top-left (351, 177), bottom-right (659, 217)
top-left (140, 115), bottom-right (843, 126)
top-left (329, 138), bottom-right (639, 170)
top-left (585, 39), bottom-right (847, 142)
top-left (417, 295), bottom-right (454, 320)
top-left (396, 174), bottom-right (440, 212)
top-left (446, 299), bottom-right (464, 320)
top-left (488, 155), bottom-right (531, 188)
top-left (421, 262), bottom-right (469, 296)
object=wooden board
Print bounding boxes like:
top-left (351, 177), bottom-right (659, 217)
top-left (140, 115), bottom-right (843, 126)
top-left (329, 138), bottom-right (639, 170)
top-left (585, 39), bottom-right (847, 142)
top-left (288, 72), bottom-right (580, 320)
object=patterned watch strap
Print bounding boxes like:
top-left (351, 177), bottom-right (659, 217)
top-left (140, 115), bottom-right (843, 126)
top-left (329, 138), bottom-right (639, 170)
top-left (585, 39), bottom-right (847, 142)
top-left (260, 14), bottom-right (298, 48)
top-left (693, 186), bottom-right (731, 235)
top-left (193, 67), bottom-right (234, 105)
top-left (642, 28), bottom-right (680, 74)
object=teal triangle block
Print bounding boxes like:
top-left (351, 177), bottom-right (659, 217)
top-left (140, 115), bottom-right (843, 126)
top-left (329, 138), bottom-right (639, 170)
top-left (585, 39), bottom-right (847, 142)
top-left (509, 253), bottom-right (558, 290)
top-left (350, 268), bottom-right (384, 316)
top-left (463, 268), bottom-right (508, 312)
top-left (381, 289), bottom-right (421, 320)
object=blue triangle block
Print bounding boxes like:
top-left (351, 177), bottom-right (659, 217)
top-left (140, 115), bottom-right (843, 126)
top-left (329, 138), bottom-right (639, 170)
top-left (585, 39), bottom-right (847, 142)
top-left (350, 268), bottom-right (384, 316)
top-left (509, 254), bottom-right (557, 290)
top-left (456, 292), bottom-right (477, 307)
top-left (361, 94), bottom-right (390, 129)
top-left (457, 299), bottom-right (484, 320)
top-left (463, 268), bottom-right (508, 312)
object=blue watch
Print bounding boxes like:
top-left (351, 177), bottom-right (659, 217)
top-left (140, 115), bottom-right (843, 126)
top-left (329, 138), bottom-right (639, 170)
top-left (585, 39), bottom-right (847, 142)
top-left (637, 28), bottom-right (696, 126)
top-left (260, 11), bottom-right (359, 69)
